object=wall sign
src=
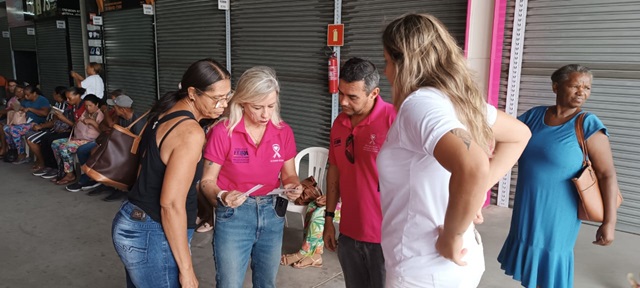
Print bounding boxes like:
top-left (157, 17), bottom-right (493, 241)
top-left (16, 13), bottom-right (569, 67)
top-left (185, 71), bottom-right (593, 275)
top-left (93, 16), bottom-right (103, 26)
top-left (56, 20), bottom-right (66, 29)
top-left (27, 27), bottom-right (36, 35)
top-left (218, 0), bottom-right (229, 10)
top-left (142, 4), bottom-right (154, 15)
top-left (2, 31), bottom-right (10, 38)
top-left (327, 24), bottom-right (344, 47)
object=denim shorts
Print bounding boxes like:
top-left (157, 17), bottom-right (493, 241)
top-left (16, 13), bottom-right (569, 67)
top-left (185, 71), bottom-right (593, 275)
top-left (112, 201), bottom-right (194, 288)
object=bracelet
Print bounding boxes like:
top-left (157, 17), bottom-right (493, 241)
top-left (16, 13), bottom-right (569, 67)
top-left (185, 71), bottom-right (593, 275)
top-left (324, 211), bottom-right (335, 218)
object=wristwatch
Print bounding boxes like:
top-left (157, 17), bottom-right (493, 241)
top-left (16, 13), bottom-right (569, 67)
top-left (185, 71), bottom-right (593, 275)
top-left (217, 190), bottom-right (229, 206)
top-left (324, 211), bottom-right (335, 218)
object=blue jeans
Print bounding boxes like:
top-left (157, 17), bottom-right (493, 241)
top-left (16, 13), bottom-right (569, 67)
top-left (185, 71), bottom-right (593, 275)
top-left (213, 195), bottom-right (285, 288)
top-left (112, 201), bottom-right (194, 288)
top-left (76, 141), bottom-right (97, 184)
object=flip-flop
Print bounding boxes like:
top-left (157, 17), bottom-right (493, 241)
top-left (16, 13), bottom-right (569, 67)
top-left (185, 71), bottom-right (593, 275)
top-left (196, 222), bottom-right (213, 233)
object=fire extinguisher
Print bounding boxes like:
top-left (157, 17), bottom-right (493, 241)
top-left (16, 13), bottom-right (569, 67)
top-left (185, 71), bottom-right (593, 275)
top-left (328, 53), bottom-right (339, 94)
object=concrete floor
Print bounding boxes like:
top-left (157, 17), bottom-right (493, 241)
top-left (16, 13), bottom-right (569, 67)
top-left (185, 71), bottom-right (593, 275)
top-left (1, 162), bottom-right (638, 288)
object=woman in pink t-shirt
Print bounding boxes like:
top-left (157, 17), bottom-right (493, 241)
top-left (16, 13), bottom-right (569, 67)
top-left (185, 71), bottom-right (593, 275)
top-left (200, 66), bottom-right (303, 288)
top-left (51, 94), bottom-right (104, 185)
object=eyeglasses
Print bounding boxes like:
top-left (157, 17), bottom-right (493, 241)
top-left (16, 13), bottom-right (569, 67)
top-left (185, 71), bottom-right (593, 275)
top-left (196, 88), bottom-right (234, 108)
top-left (345, 133), bottom-right (354, 164)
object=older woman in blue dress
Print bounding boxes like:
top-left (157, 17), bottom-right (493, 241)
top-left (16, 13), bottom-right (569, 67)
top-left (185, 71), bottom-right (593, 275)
top-left (498, 64), bottom-right (620, 288)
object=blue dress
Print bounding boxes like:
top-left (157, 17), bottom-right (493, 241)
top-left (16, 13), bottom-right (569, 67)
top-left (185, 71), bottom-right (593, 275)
top-left (498, 106), bottom-right (607, 288)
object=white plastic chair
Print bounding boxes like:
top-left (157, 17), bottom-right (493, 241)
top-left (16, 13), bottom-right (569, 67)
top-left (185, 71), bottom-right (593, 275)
top-left (285, 147), bottom-right (329, 227)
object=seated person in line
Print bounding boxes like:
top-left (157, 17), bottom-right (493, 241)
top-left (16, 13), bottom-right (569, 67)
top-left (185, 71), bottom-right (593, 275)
top-left (2, 85), bottom-right (51, 164)
top-left (70, 62), bottom-right (105, 99)
top-left (72, 95), bottom-right (147, 203)
top-left (28, 86), bottom-right (68, 172)
top-left (98, 89), bottom-right (125, 132)
top-left (0, 83), bottom-right (24, 156)
top-left (51, 94), bottom-right (103, 185)
top-left (1, 79), bottom-right (18, 115)
top-left (37, 87), bottom-right (87, 180)
top-left (281, 195), bottom-right (342, 268)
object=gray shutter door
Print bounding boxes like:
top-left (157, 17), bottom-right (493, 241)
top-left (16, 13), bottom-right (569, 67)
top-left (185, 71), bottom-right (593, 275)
top-left (156, 0), bottom-right (226, 96)
top-left (103, 8), bottom-right (157, 112)
top-left (67, 17), bottom-right (85, 76)
top-left (342, 0), bottom-right (468, 103)
top-left (231, 0), bottom-right (334, 151)
top-left (0, 17), bottom-right (13, 78)
top-left (35, 19), bottom-right (70, 98)
top-left (10, 25), bottom-right (36, 52)
top-left (517, 0), bottom-right (640, 234)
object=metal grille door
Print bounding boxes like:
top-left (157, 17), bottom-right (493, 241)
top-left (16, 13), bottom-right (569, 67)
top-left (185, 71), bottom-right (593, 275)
top-left (35, 19), bottom-right (71, 97)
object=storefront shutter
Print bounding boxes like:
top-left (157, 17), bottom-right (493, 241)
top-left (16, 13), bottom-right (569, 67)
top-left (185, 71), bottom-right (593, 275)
top-left (10, 25), bottom-right (36, 52)
top-left (155, 0), bottom-right (226, 96)
top-left (517, 0), bottom-right (640, 234)
top-left (341, 0), bottom-right (468, 103)
top-left (35, 19), bottom-right (71, 98)
top-left (230, 0), bottom-right (334, 151)
top-left (0, 17), bottom-right (13, 78)
top-left (103, 8), bottom-right (157, 112)
top-left (67, 17), bottom-right (85, 76)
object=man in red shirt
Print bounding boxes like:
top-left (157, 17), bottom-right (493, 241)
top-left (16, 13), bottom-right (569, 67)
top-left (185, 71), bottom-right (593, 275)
top-left (323, 58), bottom-right (396, 288)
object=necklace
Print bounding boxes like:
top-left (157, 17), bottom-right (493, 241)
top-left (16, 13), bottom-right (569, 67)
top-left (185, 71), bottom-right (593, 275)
top-left (247, 126), bottom-right (266, 146)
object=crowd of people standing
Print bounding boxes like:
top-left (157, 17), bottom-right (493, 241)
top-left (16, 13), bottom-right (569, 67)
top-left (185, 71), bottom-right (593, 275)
top-left (1, 12), bottom-right (622, 288)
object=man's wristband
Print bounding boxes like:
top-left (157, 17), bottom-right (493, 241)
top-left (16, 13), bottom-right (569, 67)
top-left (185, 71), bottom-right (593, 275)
top-left (324, 211), bottom-right (335, 218)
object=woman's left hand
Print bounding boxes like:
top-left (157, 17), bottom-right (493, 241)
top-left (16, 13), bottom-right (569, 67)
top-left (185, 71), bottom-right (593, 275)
top-left (593, 222), bottom-right (615, 246)
top-left (283, 183), bottom-right (302, 201)
top-left (83, 118), bottom-right (97, 126)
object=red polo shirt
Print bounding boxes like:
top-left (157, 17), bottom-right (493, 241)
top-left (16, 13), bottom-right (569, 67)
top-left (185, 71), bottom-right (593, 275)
top-left (328, 95), bottom-right (396, 243)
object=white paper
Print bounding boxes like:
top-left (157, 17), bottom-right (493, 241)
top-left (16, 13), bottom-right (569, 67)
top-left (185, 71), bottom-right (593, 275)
top-left (241, 184), bottom-right (264, 197)
top-left (93, 16), bottom-right (103, 26)
top-left (56, 20), bottom-right (66, 29)
top-left (218, 0), bottom-right (229, 10)
top-left (2, 31), bottom-right (9, 38)
top-left (26, 28), bottom-right (35, 35)
top-left (142, 4), bottom-right (154, 15)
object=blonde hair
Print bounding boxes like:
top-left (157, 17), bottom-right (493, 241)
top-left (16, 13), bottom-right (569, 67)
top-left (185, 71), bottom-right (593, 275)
top-left (223, 66), bottom-right (283, 136)
top-left (383, 13), bottom-right (493, 154)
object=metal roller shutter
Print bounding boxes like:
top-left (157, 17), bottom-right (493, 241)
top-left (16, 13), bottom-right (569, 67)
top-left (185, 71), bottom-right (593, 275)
top-left (341, 0), bottom-right (468, 103)
top-left (0, 17), bottom-right (13, 78)
top-left (494, 0), bottom-right (518, 207)
top-left (231, 0), bottom-right (334, 151)
top-left (103, 8), bottom-right (157, 112)
top-left (35, 19), bottom-right (70, 98)
top-left (10, 25), bottom-right (36, 52)
top-left (67, 17), bottom-right (85, 76)
top-left (156, 0), bottom-right (226, 96)
top-left (518, 0), bottom-right (640, 234)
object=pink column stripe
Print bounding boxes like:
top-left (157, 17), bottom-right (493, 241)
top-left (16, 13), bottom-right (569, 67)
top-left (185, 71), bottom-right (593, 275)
top-left (487, 0), bottom-right (508, 107)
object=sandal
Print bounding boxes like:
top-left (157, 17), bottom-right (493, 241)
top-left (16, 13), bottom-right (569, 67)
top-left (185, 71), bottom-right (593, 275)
top-left (196, 222), bottom-right (213, 233)
top-left (56, 175), bottom-right (76, 185)
top-left (280, 252), bottom-right (304, 266)
top-left (292, 255), bottom-right (323, 269)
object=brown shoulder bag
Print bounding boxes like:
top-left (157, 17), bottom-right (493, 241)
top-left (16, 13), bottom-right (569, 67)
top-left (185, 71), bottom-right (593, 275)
top-left (572, 113), bottom-right (622, 222)
top-left (81, 111), bottom-right (149, 191)
top-left (294, 176), bottom-right (323, 206)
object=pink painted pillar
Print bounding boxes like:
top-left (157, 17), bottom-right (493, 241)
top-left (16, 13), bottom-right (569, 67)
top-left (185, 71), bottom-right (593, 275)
top-left (466, 0), bottom-right (508, 207)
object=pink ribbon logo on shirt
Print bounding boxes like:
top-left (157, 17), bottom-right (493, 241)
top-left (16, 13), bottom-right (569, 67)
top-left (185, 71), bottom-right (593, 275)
top-left (272, 144), bottom-right (281, 158)
top-left (369, 134), bottom-right (377, 145)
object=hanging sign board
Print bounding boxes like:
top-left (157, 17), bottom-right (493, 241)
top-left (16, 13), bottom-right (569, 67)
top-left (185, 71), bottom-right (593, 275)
top-left (142, 4), bottom-right (154, 15)
top-left (56, 20), bottom-right (66, 29)
top-left (93, 16), bottom-right (103, 26)
top-left (327, 24), bottom-right (344, 46)
top-left (218, 0), bottom-right (229, 10)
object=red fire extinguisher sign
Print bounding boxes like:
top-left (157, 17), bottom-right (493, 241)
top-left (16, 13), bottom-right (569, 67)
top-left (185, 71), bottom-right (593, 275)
top-left (327, 24), bottom-right (344, 47)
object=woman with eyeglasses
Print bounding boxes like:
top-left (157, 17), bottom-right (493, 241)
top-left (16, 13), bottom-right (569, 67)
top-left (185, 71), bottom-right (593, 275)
top-left (112, 58), bottom-right (231, 288)
top-left (199, 66), bottom-right (303, 288)
top-left (377, 14), bottom-right (531, 287)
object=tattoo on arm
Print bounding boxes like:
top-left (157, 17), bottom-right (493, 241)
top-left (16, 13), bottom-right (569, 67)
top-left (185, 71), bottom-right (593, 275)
top-left (450, 129), bottom-right (472, 150)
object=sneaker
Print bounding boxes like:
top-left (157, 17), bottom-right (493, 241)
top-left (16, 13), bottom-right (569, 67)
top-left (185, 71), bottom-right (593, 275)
top-left (41, 170), bottom-right (58, 179)
top-left (81, 181), bottom-right (102, 191)
top-left (103, 190), bottom-right (126, 202)
top-left (66, 182), bottom-right (83, 193)
top-left (32, 167), bottom-right (51, 177)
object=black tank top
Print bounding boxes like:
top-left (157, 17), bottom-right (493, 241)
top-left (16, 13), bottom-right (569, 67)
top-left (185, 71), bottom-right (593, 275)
top-left (128, 110), bottom-right (202, 229)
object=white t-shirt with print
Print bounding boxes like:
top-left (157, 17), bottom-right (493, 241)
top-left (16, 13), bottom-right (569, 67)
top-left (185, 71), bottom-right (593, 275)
top-left (81, 74), bottom-right (104, 99)
top-left (377, 87), bottom-right (497, 280)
